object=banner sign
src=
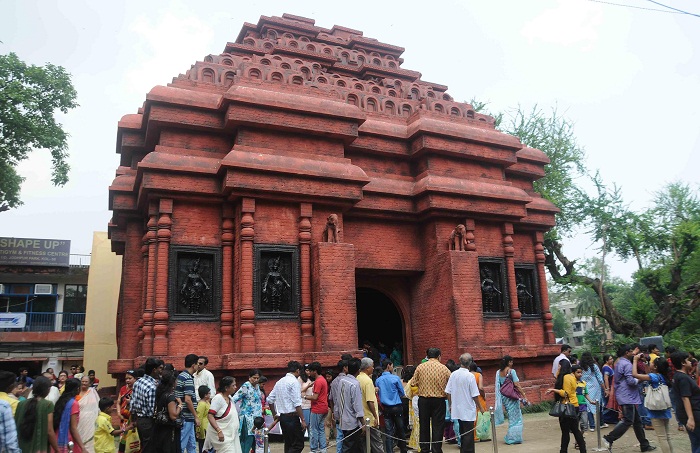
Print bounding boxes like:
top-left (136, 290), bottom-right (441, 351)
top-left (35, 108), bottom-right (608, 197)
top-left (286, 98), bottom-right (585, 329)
top-left (0, 313), bottom-right (27, 329)
top-left (0, 237), bottom-right (71, 267)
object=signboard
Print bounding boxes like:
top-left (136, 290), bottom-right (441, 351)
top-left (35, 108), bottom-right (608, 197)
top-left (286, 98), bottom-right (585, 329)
top-left (0, 313), bottom-right (27, 329)
top-left (0, 237), bottom-right (71, 267)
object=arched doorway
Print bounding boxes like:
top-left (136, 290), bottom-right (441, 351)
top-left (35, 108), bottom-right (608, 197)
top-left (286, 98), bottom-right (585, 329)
top-left (356, 287), bottom-right (404, 363)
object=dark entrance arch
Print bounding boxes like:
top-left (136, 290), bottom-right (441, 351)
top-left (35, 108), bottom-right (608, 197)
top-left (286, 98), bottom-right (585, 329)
top-left (356, 287), bottom-right (404, 360)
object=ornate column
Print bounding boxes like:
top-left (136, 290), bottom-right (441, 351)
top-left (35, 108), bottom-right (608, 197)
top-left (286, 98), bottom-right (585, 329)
top-left (299, 203), bottom-right (314, 350)
top-left (239, 198), bottom-right (256, 352)
top-left (503, 222), bottom-right (524, 344)
top-left (142, 211), bottom-right (158, 356)
top-left (152, 199), bottom-right (172, 356)
top-left (535, 231), bottom-right (555, 344)
top-left (220, 206), bottom-right (235, 352)
top-left (138, 230), bottom-right (147, 352)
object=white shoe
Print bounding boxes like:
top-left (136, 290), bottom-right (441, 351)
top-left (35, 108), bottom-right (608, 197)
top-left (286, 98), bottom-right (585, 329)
top-left (589, 428), bottom-right (595, 432)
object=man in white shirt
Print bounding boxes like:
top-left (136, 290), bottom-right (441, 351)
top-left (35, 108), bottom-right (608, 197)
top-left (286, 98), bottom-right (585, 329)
top-left (268, 361), bottom-right (307, 453)
top-left (194, 356), bottom-right (216, 401)
top-left (445, 353), bottom-right (484, 453)
top-left (552, 344), bottom-right (572, 378)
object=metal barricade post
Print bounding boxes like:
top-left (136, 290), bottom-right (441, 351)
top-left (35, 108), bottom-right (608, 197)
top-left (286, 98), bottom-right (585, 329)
top-left (489, 406), bottom-right (498, 453)
top-left (263, 427), bottom-right (269, 453)
top-left (592, 400), bottom-right (607, 451)
top-left (365, 417), bottom-right (371, 453)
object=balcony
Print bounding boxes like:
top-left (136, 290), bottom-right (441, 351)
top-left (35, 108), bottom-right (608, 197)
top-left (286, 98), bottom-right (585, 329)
top-left (0, 312), bottom-right (85, 333)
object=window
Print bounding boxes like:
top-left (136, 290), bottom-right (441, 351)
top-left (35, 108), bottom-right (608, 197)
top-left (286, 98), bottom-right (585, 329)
top-left (514, 266), bottom-right (540, 316)
top-left (479, 259), bottom-right (507, 315)
top-left (63, 284), bottom-right (88, 313)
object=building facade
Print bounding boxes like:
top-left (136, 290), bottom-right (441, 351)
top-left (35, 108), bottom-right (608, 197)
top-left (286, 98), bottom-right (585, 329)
top-left (0, 238), bottom-right (89, 375)
top-left (108, 14), bottom-right (560, 392)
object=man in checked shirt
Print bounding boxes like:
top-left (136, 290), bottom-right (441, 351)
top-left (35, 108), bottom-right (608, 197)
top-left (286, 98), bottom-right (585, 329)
top-left (130, 358), bottom-right (164, 453)
top-left (409, 348), bottom-right (451, 453)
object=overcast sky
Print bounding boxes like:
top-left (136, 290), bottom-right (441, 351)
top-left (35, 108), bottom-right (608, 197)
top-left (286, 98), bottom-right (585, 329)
top-left (1, 0), bottom-right (699, 280)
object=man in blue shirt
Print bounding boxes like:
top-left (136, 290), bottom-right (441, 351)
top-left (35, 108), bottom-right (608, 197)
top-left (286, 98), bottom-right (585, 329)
top-left (603, 344), bottom-right (655, 452)
top-left (175, 354), bottom-right (200, 453)
top-left (376, 359), bottom-right (408, 453)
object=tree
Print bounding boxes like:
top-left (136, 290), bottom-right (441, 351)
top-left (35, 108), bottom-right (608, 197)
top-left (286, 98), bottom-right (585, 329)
top-left (0, 52), bottom-right (78, 211)
top-left (472, 101), bottom-right (700, 337)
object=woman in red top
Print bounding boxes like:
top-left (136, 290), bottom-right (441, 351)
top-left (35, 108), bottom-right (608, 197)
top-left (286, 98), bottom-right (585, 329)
top-left (117, 370), bottom-right (137, 452)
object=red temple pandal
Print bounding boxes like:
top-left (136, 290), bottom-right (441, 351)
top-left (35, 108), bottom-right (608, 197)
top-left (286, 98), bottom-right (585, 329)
top-left (108, 13), bottom-right (560, 399)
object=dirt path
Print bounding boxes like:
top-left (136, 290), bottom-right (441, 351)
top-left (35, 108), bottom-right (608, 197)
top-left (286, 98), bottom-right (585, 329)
top-left (269, 412), bottom-right (692, 452)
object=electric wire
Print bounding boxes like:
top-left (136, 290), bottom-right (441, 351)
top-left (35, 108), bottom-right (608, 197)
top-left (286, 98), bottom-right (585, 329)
top-left (584, 0), bottom-right (700, 16)
top-left (646, 0), bottom-right (700, 17)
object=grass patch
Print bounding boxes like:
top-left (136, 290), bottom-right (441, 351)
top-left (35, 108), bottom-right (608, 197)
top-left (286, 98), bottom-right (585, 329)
top-left (522, 400), bottom-right (554, 414)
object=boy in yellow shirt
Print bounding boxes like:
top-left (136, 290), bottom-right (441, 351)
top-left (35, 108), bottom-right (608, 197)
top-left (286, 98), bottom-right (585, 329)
top-left (95, 397), bottom-right (129, 453)
top-left (196, 385), bottom-right (211, 452)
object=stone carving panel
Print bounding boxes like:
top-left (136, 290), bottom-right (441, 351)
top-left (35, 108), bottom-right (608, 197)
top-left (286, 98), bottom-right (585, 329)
top-left (479, 258), bottom-right (508, 316)
top-left (169, 246), bottom-right (221, 320)
top-left (515, 265), bottom-right (540, 317)
top-left (253, 244), bottom-right (300, 318)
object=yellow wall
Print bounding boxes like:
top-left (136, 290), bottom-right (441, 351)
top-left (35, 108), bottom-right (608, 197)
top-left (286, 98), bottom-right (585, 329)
top-left (83, 232), bottom-right (122, 388)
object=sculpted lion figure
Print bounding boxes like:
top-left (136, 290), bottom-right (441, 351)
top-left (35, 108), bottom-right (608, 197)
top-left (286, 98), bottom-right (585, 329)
top-left (324, 214), bottom-right (340, 243)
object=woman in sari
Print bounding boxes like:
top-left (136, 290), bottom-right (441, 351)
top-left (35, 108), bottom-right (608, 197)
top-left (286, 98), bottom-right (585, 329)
top-left (205, 376), bottom-right (241, 453)
top-left (76, 375), bottom-right (99, 453)
top-left (469, 362), bottom-right (488, 442)
top-left (54, 378), bottom-right (85, 453)
top-left (116, 370), bottom-right (136, 453)
top-left (233, 369), bottom-right (262, 453)
top-left (15, 376), bottom-right (60, 453)
top-left (494, 355), bottom-right (525, 445)
top-left (580, 352), bottom-right (604, 431)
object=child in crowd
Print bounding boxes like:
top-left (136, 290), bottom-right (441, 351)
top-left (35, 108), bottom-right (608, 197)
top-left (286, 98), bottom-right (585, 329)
top-left (576, 371), bottom-right (596, 432)
top-left (196, 385), bottom-right (211, 453)
top-left (95, 397), bottom-right (129, 453)
top-left (253, 415), bottom-right (270, 453)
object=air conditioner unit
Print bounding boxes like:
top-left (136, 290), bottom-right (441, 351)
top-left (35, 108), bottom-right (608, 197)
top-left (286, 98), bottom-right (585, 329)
top-left (34, 284), bottom-right (53, 295)
top-left (0, 284), bottom-right (5, 294)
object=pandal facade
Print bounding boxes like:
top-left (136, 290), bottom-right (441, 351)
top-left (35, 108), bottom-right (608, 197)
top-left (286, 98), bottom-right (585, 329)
top-left (108, 13), bottom-right (560, 394)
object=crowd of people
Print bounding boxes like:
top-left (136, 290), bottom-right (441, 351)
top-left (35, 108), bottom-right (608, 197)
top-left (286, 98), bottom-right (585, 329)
top-left (549, 343), bottom-right (700, 453)
top-left (1, 342), bottom-right (699, 453)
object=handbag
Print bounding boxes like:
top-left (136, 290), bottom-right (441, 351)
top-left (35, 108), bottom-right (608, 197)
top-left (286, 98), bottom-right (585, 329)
top-left (549, 393), bottom-right (578, 419)
top-left (645, 377), bottom-right (672, 410)
top-left (153, 394), bottom-right (183, 427)
top-left (124, 428), bottom-right (140, 453)
top-left (476, 411), bottom-right (492, 440)
top-left (500, 371), bottom-right (522, 400)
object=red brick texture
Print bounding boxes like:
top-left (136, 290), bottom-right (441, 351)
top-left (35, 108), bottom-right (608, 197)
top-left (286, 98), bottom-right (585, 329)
top-left (107, 14), bottom-right (561, 399)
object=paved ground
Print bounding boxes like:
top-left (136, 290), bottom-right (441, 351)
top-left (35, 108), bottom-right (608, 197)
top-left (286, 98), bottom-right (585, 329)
top-left (268, 412), bottom-right (693, 453)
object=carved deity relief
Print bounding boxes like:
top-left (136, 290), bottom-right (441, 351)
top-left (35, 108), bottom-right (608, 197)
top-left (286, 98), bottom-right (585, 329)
top-left (515, 267), bottom-right (539, 315)
top-left (262, 256), bottom-right (291, 312)
top-left (254, 245), bottom-right (299, 317)
top-left (324, 214), bottom-right (340, 243)
top-left (169, 248), bottom-right (220, 319)
top-left (180, 258), bottom-right (210, 314)
top-left (480, 261), bottom-right (506, 314)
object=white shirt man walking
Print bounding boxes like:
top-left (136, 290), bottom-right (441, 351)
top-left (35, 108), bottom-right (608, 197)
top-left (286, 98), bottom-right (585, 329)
top-left (194, 356), bottom-right (216, 401)
top-left (268, 361), bottom-right (308, 453)
top-left (445, 353), bottom-right (485, 453)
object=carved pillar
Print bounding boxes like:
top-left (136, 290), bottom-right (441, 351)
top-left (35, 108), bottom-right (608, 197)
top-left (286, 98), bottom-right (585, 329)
top-left (142, 211), bottom-right (158, 356)
top-left (239, 198), bottom-right (256, 352)
top-left (138, 230), bottom-right (147, 351)
top-left (221, 206), bottom-right (235, 353)
top-left (535, 231), bottom-right (555, 344)
top-left (465, 219), bottom-right (476, 251)
top-left (299, 203), bottom-right (314, 350)
top-left (152, 199), bottom-right (173, 356)
top-left (503, 223), bottom-right (524, 344)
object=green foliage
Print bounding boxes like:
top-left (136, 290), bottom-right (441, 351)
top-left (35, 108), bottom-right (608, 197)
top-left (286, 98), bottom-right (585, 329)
top-left (501, 105), bottom-right (588, 236)
top-left (550, 305), bottom-right (571, 339)
top-left (0, 52), bottom-right (78, 209)
top-left (521, 400), bottom-right (554, 414)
